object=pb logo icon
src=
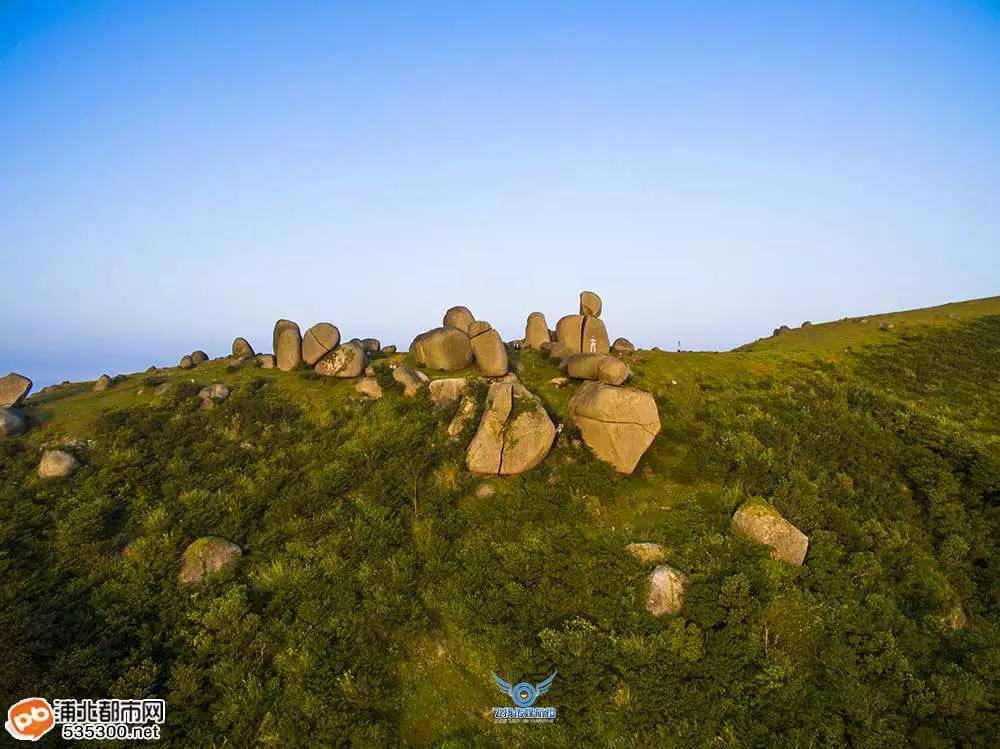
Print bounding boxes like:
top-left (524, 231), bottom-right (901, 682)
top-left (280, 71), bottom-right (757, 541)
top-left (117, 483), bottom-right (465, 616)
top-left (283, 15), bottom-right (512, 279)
top-left (5, 698), bottom-right (55, 741)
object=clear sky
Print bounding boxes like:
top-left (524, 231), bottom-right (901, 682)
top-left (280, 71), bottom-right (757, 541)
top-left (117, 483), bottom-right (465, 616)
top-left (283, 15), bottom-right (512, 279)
top-left (3, 1), bottom-right (999, 388)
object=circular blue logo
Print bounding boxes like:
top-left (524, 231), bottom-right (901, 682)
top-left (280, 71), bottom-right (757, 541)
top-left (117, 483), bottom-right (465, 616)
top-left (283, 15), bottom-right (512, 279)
top-left (510, 682), bottom-right (539, 707)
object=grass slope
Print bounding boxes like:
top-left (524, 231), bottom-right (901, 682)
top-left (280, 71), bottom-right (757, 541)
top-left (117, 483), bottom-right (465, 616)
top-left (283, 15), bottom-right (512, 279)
top-left (2, 296), bottom-right (999, 747)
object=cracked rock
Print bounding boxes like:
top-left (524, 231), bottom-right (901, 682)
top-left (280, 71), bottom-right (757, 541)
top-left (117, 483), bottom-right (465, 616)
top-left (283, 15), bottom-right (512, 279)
top-left (570, 382), bottom-right (661, 473)
top-left (466, 382), bottom-right (555, 475)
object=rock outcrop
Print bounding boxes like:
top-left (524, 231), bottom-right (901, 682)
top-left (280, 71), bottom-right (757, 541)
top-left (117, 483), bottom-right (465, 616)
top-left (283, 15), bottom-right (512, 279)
top-left (524, 312), bottom-right (551, 350)
top-left (1, 408), bottom-right (27, 438)
top-left (302, 323), bottom-right (341, 365)
top-left (273, 319), bottom-right (303, 371)
top-left (565, 353), bottom-right (630, 385)
top-left (412, 327), bottom-right (474, 371)
top-left (38, 449), bottom-right (79, 479)
top-left (232, 337), bottom-right (255, 358)
top-left (570, 382), bottom-right (661, 473)
top-left (646, 564), bottom-right (688, 616)
top-left (315, 341), bottom-right (367, 378)
top-left (0, 373), bottom-right (32, 408)
top-left (429, 378), bottom-right (467, 406)
top-left (443, 306), bottom-right (475, 333)
top-left (92, 374), bottom-right (113, 392)
top-left (731, 503), bottom-right (809, 566)
top-left (468, 321), bottom-right (508, 377)
top-left (466, 382), bottom-right (556, 475)
top-left (179, 537), bottom-right (242, 587)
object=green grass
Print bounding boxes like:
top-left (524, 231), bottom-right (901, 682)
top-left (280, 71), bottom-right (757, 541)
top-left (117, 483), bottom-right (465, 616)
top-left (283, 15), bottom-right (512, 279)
top-left (3, 296), bottom-right (1000, 747)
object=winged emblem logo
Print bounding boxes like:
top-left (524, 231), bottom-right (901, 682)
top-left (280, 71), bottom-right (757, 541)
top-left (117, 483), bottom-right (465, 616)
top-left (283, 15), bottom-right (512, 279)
top-left (491, 671), bottom-right (557, 708)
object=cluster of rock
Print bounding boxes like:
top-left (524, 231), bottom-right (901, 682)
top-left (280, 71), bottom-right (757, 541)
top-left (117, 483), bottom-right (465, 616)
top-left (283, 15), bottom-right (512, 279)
top-left (411, 306), bottom-right (508, 376)
top-left (1, 373), bottom-right (32, 438)
top-left (180, 350), bottom-right (209, 369)
top-left (265, 319), bottom-right (388, 377)
top-left (636, 502), bottom-right (810, 619)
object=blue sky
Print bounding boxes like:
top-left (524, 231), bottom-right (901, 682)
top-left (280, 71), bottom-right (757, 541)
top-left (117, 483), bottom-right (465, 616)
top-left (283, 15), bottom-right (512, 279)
top-left (2, 1), bottom-right (999, 387)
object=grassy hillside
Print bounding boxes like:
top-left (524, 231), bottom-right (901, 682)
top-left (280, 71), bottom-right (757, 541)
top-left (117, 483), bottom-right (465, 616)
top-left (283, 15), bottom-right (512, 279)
top-left (2, 297), bottom-right (999, 747)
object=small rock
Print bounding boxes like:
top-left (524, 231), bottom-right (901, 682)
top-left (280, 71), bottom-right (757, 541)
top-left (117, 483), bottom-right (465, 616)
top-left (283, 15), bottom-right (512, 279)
top-left (1, 408), bottom-right (27, 438)
top-left (256, 354), bottom-right (276, 369)
top-left (626, 542), bottom-right (668, 563)
top-left (393, 366), bottom-right (429, 396)
top-left (232, 337), bottom-right (255, 358)
top-left (801, 321), bottom-right (812, 328)
top-left (178, 537), bottom-right (242, 587)
top-left (364, 365), bottom-right (376, 377)
top-left (731, 503), bottom-right (809, 566)
top-left (428, 377), bottom-right (467, 406)
top-left (153, 382), bottom-right (172, 396)
top-left (547, 377), bottom-right (570, 389)
top-left (355, 377), bottom-right (383, 399)
top-left (646, 564), bottom-right (688, 616)
top-left (381, 345), bottom-right (397, 355)
top-left (475, 483), bottom-right (496, 498)
top-left (92, 374), bottom-right (113, 392)
top-left (38, 449), bottom-right (79, 478)
top-left (197, 383), bottom-right (230, 408)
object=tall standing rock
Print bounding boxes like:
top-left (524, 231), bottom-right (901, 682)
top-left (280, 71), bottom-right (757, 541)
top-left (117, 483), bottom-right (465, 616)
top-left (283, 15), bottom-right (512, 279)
top-left (555, 314), bottom-right (585, 353)
top-left (468, 321), bottom-right (508, 377)
top-left (582, 317), bottom-right (610, 354)
top-left (443, 306), bottom-right (475, 333)
top-left (0, 373), bottom-right (32, 408)
top-left (570, 382), bottom-right (661, 473)
top-left (232, 338), bottom-right (255, 358)
top-left (273, 319), bottom-right (303, 371)
top-left (302, 323), bottom-right (341, 365)
top-left (580, 290), bottom-right (603, 318)
top-left (524, 312), bottom-right (551, 350)
top-left (467, 382), bottom-right (555, 475)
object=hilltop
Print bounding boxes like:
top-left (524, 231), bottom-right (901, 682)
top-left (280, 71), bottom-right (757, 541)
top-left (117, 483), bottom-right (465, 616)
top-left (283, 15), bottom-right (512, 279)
top-left (1, 294), bottom-right (999, 747)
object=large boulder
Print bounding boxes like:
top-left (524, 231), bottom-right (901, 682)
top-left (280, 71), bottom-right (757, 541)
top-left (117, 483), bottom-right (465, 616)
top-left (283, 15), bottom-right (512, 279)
top-left (38, 449), bottom-right (79, 479)
top-left (255, 354), bottom-right (276, 369)
top-left (1, 408), bottom-right (27, 438)
top-left (467, 382), bottom-right (556, 475)
top-left (273, 319), bottom-right (303, 371)
top-left (393, 366), bottom-right (429, 396)
top-left (179, 355), bottom-right (194, 369)
top-left (301, 323), bottom-right (341, 365)
top-left (92, 374), bottom-right (113, 392)
top-left (565, 354), bottom-right (630, 385)
top-left (443, 306), bottom-right (475, 333)
top-left (583, 316), bottom-right (611, 354)
top-left (0, 373), bottom-right (32, 408)
top-left (579, 290), bottom-right (603, 317)
top-left (412, 327), bottom-right (474, 371)
top-left (555, 314), bottom-right (585, 353)
top-left (191, 350), bottom-right (209, 364)
top-left (429, 377), bottom-right (467, 406)
top-left (570, 382), bottom-right (661, 473)
top-left (381, 345), bottom-right (397, 355)
top-left (360, 338), bottom-right (381, 354)
top-left (524, 312), bottom-right (551, 350)
top-left (232, 337), bottom-right (255, 358)
top-left (468, 321), bottom-right (508, 377)
top-left (611, 337), bottom-right (635, 354)
top-left (731, 503), bottom-right (809, 566)
top-left (646, 565), bottom-right (688, 616)
top-left (197, 383), bottom-right (230, 408)
top-left (315, 341), bottom-right (367, 378)
top-left (179, 537), bottom-right (242, 587)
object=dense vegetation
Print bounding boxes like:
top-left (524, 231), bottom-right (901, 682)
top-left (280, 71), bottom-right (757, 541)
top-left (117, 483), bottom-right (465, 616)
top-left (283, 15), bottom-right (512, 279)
top-left (2, 304), bottom-right (999, 747)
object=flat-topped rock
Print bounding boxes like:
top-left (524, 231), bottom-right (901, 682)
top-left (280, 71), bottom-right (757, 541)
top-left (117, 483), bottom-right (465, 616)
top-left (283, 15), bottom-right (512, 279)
top-left (0, 373), bottom-right (32, 408)
top-left (732, 503), bottom-right (809, 566)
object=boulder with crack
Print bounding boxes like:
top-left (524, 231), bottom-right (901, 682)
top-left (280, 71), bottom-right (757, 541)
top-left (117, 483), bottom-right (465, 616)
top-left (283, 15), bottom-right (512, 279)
top-left (466, 382), bottom-right (555, 474)
top-left (570, 382), bottom-right (661, 473)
